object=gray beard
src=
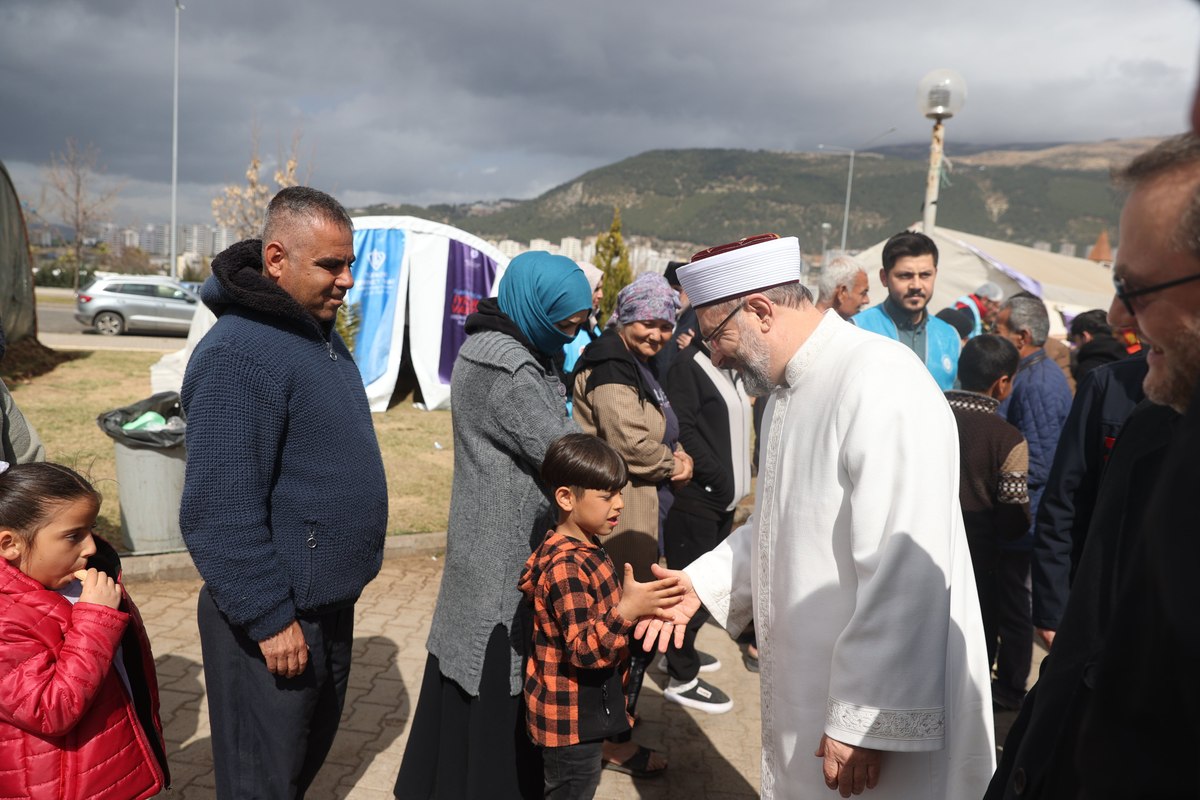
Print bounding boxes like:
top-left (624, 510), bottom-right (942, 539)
top-left (731, 318), bottom-right (776, 397)
top-left (739, 360), bottom-right (776, 397)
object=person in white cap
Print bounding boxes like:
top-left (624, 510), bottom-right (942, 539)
top-left (637, 233), bottom-right (994, 799)
top-left (954, 281), bottom-right (1005, 339)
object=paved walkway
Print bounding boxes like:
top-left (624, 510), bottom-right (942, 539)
top-left (128, 553), bottom-right (764, 799)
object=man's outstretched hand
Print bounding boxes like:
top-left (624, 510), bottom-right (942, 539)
top-left (634, 563), bottom-right (702, 652)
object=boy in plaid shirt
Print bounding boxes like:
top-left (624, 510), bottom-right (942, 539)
top-left (520, 433), bottom-right (683, 800)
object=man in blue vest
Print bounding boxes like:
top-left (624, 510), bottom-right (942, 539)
top-left (854, 230), bottom-right (960, 389)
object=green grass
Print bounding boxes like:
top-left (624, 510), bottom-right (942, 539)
top-left (4, 350), bottom-right (454, 541)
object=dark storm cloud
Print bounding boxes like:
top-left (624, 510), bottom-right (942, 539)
top-left (2, 0), bottom-right (1196, 224)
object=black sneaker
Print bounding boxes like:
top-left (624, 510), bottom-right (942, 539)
top-left (663, 678), bottom-right (733, 714)
top-left (656, 650), bottom-right (721, 674)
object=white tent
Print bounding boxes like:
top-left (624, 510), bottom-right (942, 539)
top-left (852, 226), bottom-right (1115, 336)
top-left (151, 216), bottom-right (509, 412)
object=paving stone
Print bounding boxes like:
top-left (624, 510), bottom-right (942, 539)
top-left (135, 553), bottom-right (767, 797)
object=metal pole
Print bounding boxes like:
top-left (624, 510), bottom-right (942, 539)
top-left (922, 120), bottom-right (944, 234)
top-left (170, 1), bottom-right (181, 279)
top-left (840, 149), bottom-right (854, 252)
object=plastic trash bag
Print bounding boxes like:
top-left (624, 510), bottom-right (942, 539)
top-left (97, 391), bottom-right (186, 449)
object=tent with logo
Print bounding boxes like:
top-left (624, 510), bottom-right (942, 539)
top-left (0, 160), bottom-right (37, 345)
top-left (151, 215), bottom-right (509, 411)
top-left (852, 226), bottom-right (1115, 336)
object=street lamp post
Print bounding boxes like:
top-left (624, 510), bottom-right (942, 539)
top-left (817, 127), bottom-right (895, 253)
top-left (170, 1), bottom-right (183, 279)
top-left (917, 69), bottom-right (967, 234)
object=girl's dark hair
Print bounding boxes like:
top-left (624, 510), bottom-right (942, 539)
top-left (0, 463), bottom-right (101, 544)
top-left (541, 433), bottom-right (628, 495)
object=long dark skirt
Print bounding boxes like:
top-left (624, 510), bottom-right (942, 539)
top-left (394, 625), bottom-right (542, 800)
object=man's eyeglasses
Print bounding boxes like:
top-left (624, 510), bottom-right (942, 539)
top-left (1112, 272), bottom-right (1200, 315)
top-left (702, 302), bottom-right (745, 349)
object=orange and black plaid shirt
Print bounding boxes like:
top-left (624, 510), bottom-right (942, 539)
top-left (519, 530), bottom-right (635, 747)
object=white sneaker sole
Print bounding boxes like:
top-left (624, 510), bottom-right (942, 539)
top-left (662, 686), bottom-right (734, 715)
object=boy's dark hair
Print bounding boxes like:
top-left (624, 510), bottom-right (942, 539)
top-left (958, 334), bottom-right (1020, 393)
top-left (1069, 309), bottom-right (1112, 339)
top-left (882, 230), bottom-right (939, 272)
top-left (541, 433), bottom-right (628, 495)
top-left (0, 463), bottom-right (101, 545)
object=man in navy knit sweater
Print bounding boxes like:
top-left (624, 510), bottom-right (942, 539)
top-left (180, 186), bottom-right (388, 799)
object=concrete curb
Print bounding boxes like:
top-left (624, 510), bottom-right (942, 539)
top-left (120, 531), bottom-right (448, 582)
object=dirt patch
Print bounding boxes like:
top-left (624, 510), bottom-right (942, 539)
top-left (1, 337), bottom-right (87, 383)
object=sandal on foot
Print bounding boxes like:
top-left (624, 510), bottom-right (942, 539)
top-left (602, 745), bottom-right (667, 778)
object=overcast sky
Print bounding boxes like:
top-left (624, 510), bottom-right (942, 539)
top-left (3, 0), bottom-right (1198, 227)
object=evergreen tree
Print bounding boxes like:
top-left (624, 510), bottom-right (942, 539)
top-left (594, 206), bottom-right (631, 321)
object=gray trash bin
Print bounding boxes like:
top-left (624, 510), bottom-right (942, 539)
top-left (97, 391), bottom-right (187, 553)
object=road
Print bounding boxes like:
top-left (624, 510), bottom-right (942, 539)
top-left (36, 288), bottom-right (188, 352)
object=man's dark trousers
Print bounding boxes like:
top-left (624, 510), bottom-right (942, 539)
top-left (993, 550), bottom-right (1033, 708)
top-left (198, 586), bottom-right (354, 799)
top-left (663, 506), bottom-right (734, 680)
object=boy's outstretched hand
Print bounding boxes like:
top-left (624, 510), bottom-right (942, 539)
top-left (634, 563), bottom-right (702, 652)
top-left (615, 563), bottom-right (684, 623)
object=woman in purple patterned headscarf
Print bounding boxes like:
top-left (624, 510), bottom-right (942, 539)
top-left (569, 272), bottom-right (694, 776)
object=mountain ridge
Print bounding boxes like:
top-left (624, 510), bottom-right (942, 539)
top-left (351, 137), bottom-right (1160, 254)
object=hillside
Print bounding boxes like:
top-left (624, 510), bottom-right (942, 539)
top-left (352, 139), bottom-right (1155, 253)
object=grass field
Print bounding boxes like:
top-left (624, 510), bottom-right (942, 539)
top-left (4, 349), bottom-right (455, 542)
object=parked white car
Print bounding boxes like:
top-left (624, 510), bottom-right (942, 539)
top-left (75, 276), bottom-right (200, 336)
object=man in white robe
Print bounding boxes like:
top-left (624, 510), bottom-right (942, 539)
top-left (642, 234), bottom-right (995, 799)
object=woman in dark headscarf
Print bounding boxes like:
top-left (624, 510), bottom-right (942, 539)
top-left (570, 272), bottom-right (694, 776)
top-left (394, 251), bottom-right (592, 800)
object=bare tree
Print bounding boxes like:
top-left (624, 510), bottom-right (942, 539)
top-left (43, 139), bottom-right (122, 289)
top-left (212, 130), bottom-right (304, 240)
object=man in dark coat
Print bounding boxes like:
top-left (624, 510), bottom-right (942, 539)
top-left (1029, 353), bottom-right (1146, 649)
top-left (1070, 133), bottom-right (1200, 798)
top-left (659, 341), bottom-right (754, 712)
top-left (991, 295), bottom-right (1072, 710)
top-left (1066, 309), bottom-right (1128, 384)
top-left (987, 133), bottom-right (1200, 798)
top-left (181, 187), bottom-right (389, 798)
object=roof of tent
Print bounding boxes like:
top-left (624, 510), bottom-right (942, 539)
top-left (851, 226), bottom-right (1115, 336)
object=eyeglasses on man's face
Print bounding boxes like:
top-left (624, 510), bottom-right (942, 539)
top-left (1112, 271), bottom-right (1200, 316)
top-left (702, 302), bottom-right (745, 349)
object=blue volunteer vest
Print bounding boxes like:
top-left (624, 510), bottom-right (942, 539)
top-left (853, 303), bottom-right (960, 390)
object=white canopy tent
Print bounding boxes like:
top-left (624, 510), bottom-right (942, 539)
top-left (852, 226), bottom-right (1116, 336)
top-left (151, 216), bottom-right (509, 411)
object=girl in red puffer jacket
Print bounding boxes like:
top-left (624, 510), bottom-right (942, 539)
top-left (0, 462), bottom-right (168, 800)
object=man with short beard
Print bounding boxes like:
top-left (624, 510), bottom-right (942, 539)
top-left (1063, 132), bottom-right (1200, 798)
top-left (637, 233), bottom-right (995, 799)
top-left (854, 230), bottom-right (961, 389)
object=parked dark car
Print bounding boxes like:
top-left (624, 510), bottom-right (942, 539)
top-left (75, 276), bottom-right (200, 336)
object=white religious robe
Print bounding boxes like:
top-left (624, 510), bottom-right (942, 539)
top-left (686, 311), bottom-right (995, 799)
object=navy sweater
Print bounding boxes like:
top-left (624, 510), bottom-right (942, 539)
top-left (180, 239), bottom-right (388, 641)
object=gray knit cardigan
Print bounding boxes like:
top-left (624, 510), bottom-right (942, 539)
top-left (425, 330), bottom-right (578, 696)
